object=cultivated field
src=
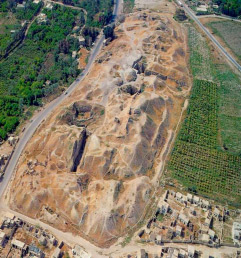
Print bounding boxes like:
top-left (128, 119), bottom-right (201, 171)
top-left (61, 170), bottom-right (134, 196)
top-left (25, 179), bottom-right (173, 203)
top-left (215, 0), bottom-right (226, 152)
top-left (168, 25), bottom-right (241, 207)
top-left (202, 18), bottom-right (241, 63)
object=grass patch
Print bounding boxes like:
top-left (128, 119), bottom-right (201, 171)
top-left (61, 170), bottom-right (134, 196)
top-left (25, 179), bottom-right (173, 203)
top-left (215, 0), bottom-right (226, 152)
top-left (121, 235), bottom-right (132, 247)
top-left (123, 0), bottom-right (135, 13)
top-left (157, 214), bottom-right (164, 222)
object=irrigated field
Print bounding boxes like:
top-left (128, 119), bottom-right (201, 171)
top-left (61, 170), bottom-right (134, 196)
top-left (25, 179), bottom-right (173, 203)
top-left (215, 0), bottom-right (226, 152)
top-left (205, 19), bottom-right (241, 63)
top-left (169, 79), bottom-right (241, 206)
top-left (168, 26), bottom-right (241, 207)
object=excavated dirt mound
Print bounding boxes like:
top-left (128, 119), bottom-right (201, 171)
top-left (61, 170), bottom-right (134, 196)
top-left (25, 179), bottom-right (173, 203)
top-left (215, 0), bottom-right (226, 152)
top-left (8, 9), bottom-right (190, 247)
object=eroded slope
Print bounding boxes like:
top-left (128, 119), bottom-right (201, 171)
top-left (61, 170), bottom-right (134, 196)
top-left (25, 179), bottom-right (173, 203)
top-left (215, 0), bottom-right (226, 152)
top-left (8, 10), bottom-right (190, 247)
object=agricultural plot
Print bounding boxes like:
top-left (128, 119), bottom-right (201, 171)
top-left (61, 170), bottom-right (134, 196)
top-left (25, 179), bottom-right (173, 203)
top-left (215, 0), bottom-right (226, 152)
top-left (168, 26), bottom-right (241, 207)
top-left (206, 20), bottom-right (241, 62)
top-left (169, 80), bottom-right (241, 206)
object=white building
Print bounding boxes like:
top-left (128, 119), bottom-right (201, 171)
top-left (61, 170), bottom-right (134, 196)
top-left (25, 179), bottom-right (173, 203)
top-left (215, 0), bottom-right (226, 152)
top-left (176, 192), bottom-right (183, 202)
top-left (213, 208), bottom-right (220, 218)
top-left (233, 222), bottom-right (241, 242)
top-left (46, 2), bottom-right (53, 9)
top-left (204, 218), bottom-right (211, 228)
top-left (187, 193), bottom-right (193, 203)
top-left (201, 199), bottom-right (210, 209)
top-left (208, 229), bottom-right (215, 240)
top-left (51, 247), bottom-right (61, 258)
top-left (178, 213), bottom-right (189, 225)
top-left (193, 196), bottom-right (200, 205)
top-left (176, 225), bottom-right (182, 236)
top-left (188, 245), bottom-right (195, 258)
top-left (11, 239), bottom-right (27, 255)
top-left (72, 245), bottom-right (91, 258)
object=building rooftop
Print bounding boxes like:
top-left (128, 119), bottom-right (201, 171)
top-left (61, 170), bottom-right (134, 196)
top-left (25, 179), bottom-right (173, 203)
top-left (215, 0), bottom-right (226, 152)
top-left (208, 229), bottom-right (215, 238)
top-left (193, 196), bottom-right (200, 202)
top-left (11, 239), bottom-right (26, 249)
top-left (188, 245), bottom-right (195, 254)
top-left (187, 193), bottom-right (192, 200)
top-left (52, 247), bottom-right (61, 258)
top-left (201, 233), bottom-right (210, 242)
top-left (176, 225), bottom-right (182, 233)
top-left (176, 192), bottom-right (183, 199)
top-left (214, 208), bottom-right (220, 215)
top-left (4, 212), bottom-right (15, 220)
top-left (179, 213), bottom-right (189, 224)
top-left (0, 231), bottom-right (6, 239)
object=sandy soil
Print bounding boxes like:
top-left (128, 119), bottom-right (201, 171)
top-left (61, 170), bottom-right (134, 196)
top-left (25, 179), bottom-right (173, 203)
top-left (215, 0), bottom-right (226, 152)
top-left (7, 0), bottom-right (191, 248)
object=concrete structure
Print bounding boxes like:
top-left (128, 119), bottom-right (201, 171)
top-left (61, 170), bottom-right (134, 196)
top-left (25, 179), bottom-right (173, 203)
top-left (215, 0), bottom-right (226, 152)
top-left (78, 36), bottom-right (86, 46)
top-left (187, 193), bottom-right (192, 203)
top-left (16, 3), bottom-right (25, 8)
top-left (193, 196), bottom-right (200, 205)
top-left (167, 248), bottom-right (179, 258)
top-left (8, 136), bottom-right (18, 146)
top-left (72, 51), bottom-right (77, 59)
top-left (213, 208), bottom-right (220, 218)
top-left (188, 245), bottom-right (195, 258)
top-left (11, 239), bottom-right (27, 255)
top-left (51, 247), bottom-right (61, 258)
top-left (208, 229), bottom-right (215, 240)
top-left (72, 245), bottom-right (91, 258)
top-left (139, 249), bottom-right (147, 258)
top-left (37, 13), bottom-right (47, 23)
top-left (204, 218), bottom-right (211, 228)
top-left (189, 206), bottom-right (196, 216)
top-left (29, 245), bottom-right (45, 258)
top-left (4, 212), bottom-right (15, 220)
top-left (150, 232), bottom-right (156, 242)
top-left (156, 235), bottom-right (162, 245)
top-left (200, 233), bottom-right (210, 242)
top-left (46, 2), bottom-right (53, 9)
top-left (197, 4), bottom-right (208, 12)
top-left (233, 222), bottom-right (241, 242)
top-left (159, 201), bottom-right (169, 215)
top-left (179, 249), bottom-right (186, 258)
top-left (176, 225), bottom-right (182, 236)
top-left (201, 199), bottom-right (210, 209)
top-left (178, 213), bottom-right (189, 225)
top-left (39, 235), bottom-right (47, 246)
top-left (176, 192), bottom-right (183, 202)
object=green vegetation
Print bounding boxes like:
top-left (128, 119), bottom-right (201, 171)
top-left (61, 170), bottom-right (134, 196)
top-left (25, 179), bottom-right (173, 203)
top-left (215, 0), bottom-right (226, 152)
top-left (55, 0), bottom-right (114, 27)
top-left (206, 20), bottom-right (241, 62)
top-left (79, 0), bottom-right (114, 27)
top-left (0, 0), bottom-right (115, 140)
top-left (103, 25), bottom-right (114, 39)
top-left (157, 214), bottom-right (164, 222)
top-left (168, 26), bottom-right (241, 207)
top-left (123, 0), bottom-right (135, 13)
top-left (121, 235), bottom-right (132, 247)
top-left (174, 9), bottom-right (188, 22)
top-left (0, 5), bottom-right (81, 140)
top-left (0, 0), bottom-right (43, 59)
top-left (213, 0), bottom-right (241, 17)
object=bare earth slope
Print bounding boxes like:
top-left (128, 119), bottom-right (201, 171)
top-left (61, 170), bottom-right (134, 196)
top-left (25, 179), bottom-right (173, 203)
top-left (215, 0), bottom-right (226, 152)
top-left (8, 9), bottom-right (190, 247)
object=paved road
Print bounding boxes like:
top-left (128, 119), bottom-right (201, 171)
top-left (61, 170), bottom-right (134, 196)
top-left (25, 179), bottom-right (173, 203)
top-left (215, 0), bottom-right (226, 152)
top-left (180, 0), bottom-right (241, 72)
top-left (0, 0), bottom-right (121, 199)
